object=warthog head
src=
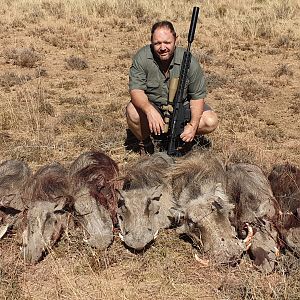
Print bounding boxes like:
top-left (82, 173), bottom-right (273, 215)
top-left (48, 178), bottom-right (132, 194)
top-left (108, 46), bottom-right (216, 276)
top-left (0, 160), bottom-right (31, 208)
top-left (178, 183), bottom-right (245, 265)
top-left (227, 162), bottom-right (280, 272)
top-left (268, 163), bottom-right (300, 256)
top-left (247, 219), bottom-right (280, 273)
top-left (117, 153), bottom-right (174, 251)
top-left (226, 163), bottom-right (277, 227)
top-left (73, 186), bottom-right (113, 249)
top-left (69, 151), bottom-right (120, 250)
top-left (22, 163), bottom-right (73, 264)
top-left (69, 151), bottom-right (120, 226)
top-left (117, 185), bottom-right (171, 250)
top-left (268, 163), bottom-right (300, 213)
top-left (0, 160), bottom-right (31, 238)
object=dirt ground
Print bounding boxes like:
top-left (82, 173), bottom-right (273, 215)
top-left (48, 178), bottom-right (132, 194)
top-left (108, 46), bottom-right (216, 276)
top-left (0, 1), bottom-right (299, 299)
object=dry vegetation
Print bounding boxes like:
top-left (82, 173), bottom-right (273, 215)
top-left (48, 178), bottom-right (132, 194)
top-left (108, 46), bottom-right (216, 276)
top-left (0, 0), bottom-right (299, 299)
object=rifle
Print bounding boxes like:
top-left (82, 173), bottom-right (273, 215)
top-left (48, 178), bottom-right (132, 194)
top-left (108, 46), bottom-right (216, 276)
top-left (165, 7), bottom-right (200, 156)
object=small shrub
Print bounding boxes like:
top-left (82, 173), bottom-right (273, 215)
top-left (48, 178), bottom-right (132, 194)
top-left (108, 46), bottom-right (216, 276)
top-left (273, 64), bottom-right (293, 77)
top-left (216, 4), bottom-right (227, 18)
top-left (41, 1), bottom-right (65, 19)
top-left (3, 48), bottom-right (40, 68)
top-left (273, 1), bottom-right (296, 19)
top-left (255, 126), bottom-right (284, 142)
top-left (94, 2), bottom-right (111, 18)
top-left (59, 96), bottom-right (88, 105)
top-left (61, 112), bottom-right (100, 129)
top-left (117, 51), bottom-right (133, 60)
top-left (0, 72), bottom-right (31, 87)
top-left (57, 80), bottom-right (78, 90)
top-left (194, 50), bottom-right (214, 65)
top-left (65, 55), bottom-right (88, 70)
top-left (274, 35), bottom-right (293, 48)
top-left (206, 72), bottom-right (227, 92)
top-left (35, 68), bottom-right (48, 78)
top-left (240, 78), bottom-right (272, 101)
top-left (39, 101), bottom-right (55, 116)
top-left (289, 94), bottom-right (300, 114)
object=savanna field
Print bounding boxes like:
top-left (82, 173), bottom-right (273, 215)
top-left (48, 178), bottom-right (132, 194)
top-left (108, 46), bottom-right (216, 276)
top-left (0, 0), bottom-right (299, 299)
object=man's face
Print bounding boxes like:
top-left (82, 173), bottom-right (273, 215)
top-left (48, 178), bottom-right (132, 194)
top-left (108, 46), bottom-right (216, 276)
top-left (151, 27), bottom-right (176, 63)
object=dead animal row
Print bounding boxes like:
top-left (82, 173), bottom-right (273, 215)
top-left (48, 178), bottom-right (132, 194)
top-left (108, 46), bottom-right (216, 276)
top-left (0, 151), bottom-right (120, 264)
top-left (0, 150), bottom-right (299, 273)
top-left (118, 151), bottom-right (300, 273)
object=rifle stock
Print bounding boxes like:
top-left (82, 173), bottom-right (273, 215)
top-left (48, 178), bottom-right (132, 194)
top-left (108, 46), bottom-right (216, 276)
top-left (166, 7), bottom-right (200, 156)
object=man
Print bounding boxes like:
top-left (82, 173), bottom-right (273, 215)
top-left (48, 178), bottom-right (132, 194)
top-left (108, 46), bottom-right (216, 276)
top-left (126, 21), bottom-right (218, 154)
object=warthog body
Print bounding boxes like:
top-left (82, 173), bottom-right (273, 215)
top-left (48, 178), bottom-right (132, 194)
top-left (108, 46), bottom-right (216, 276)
top-left (22, 163), bottom-right (73, 264)
top-left (69, 151), bottom-right (119, 249)
top-left (227, 163), bottom-right (279, 272)
top-left (118, 153), bottom-right (174, 250)
top-left (0, 160), bottom-right (31, 238)
top-left (170, 151), bottom-right (245, 264)
top-left (268, 163), bottom-right (300, 256)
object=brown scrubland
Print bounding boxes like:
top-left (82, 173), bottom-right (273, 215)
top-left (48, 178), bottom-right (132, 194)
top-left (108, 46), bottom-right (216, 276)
top-left (0, 0), bottom-right (299, 299)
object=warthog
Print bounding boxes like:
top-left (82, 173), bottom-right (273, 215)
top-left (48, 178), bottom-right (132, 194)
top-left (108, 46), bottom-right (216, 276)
top-left (268, 163), bottom-right (300, 256)
top-left (22, 163), bottom-right (73, 264)
top-left (169, 151), bottom-right (245, 265)
top-left (0, 159), bottom-right (31, 238)
top-left (69, 151), bottom-right (120, 249)
top-left (117, 152), bottom-right (174, 251)
top-left (226, 163), bottom-right (279, 272)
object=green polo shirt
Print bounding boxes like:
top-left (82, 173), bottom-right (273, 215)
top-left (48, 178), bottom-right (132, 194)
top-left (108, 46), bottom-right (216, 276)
top-left (129, 45), bottom-right (207, 106)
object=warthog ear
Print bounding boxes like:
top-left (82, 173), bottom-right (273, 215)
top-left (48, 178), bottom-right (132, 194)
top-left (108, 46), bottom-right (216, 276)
top-left (116, 189), bottom-right (125, 206)
top-left (54, 196), bottom-right (74, 214)
top-left (212, 183), bottom-right (235, 213)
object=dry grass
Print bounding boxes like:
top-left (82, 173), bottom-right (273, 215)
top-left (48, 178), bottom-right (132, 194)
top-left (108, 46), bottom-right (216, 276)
top-left (0, 0), bottom-right (300, 299)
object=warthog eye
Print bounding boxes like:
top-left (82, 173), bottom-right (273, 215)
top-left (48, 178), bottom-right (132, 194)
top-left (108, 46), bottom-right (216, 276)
top-left (118, 199), bottom-right (126, 208)
top-left (118, 215), bottom-right (123, 222)
top-left (212, 200), bottom-right (223, 211)
top-left (187, 219), bottom-right (196, 229)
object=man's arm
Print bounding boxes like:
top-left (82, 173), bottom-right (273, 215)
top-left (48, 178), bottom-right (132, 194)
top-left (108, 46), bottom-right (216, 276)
top-left (180, 98), bottom-right (204, 142)
top-left (130, 89), bottom-right (165, 136)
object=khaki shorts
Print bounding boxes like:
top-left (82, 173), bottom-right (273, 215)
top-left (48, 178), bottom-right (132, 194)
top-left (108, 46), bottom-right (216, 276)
top-left (153, 102), bottom-right (212, 123)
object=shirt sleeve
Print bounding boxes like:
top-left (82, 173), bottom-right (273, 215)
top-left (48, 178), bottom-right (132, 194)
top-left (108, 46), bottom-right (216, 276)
top-left (128, 51), bottom-right (147, 91)
top-left (188, 56), bottom-right (207, 100)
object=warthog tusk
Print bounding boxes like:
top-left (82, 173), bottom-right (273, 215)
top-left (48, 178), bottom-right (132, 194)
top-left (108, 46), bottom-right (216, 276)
top-left (243, 223), bottom-right (254, 250)
top-left (119, 232), bottom-right (124, 242)
top-left (275, 246), bottom-right (280, 257)
top-left (0, 224), bottom-right (9, 239)
top-left (153, 230), bottom-right (159, 240)
top-left (194, 254), bottom-right (210, 266)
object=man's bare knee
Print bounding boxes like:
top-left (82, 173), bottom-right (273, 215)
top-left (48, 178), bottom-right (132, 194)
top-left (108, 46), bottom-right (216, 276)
top-left (204, 111), bottom-right (218, 130)
top-left (199, 111), bottom-right (218, 133)
top-left (126, 102), bottom-right (140, 124)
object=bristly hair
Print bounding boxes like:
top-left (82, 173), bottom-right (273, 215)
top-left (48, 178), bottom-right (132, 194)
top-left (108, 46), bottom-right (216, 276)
top-left (23, 163), bottom-right (73, 205)
top-left (268, 163), bottom-right (300, 213)
top-left (168, 151), bottom-right (227, 201)
top-left (122, 153), bottom-right (174, 190)
top-left (69, 151), bottom-right (120, 225)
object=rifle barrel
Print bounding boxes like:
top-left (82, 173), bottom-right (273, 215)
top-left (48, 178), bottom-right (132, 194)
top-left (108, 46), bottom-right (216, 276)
top-left (188, 7), bottom-right (200, 45)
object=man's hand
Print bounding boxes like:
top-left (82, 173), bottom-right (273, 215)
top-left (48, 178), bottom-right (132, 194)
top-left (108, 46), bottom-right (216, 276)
top-left (146, 106), bottom-right (165, 135)
top-left (180, 123), bottom-right (197, 142)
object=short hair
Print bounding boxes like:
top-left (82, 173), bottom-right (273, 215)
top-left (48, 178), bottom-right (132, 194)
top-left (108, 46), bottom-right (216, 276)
top-left (151, 21), bottom-right (176, 41)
